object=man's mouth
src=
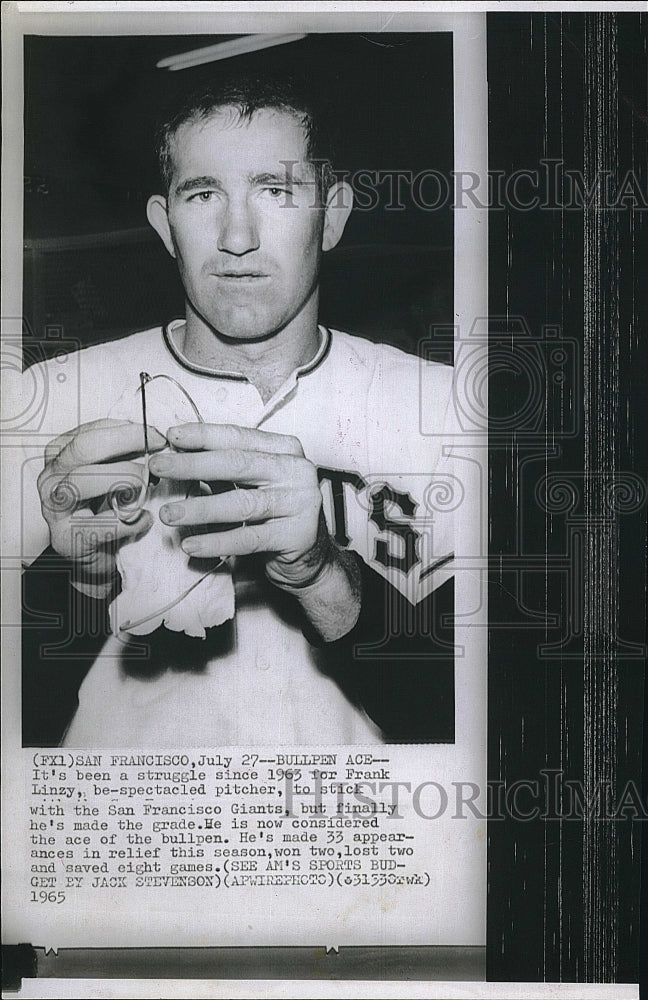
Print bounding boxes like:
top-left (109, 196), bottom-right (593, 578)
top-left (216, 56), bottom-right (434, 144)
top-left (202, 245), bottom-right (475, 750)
top-left (214, 271), bottom-right (269, 280)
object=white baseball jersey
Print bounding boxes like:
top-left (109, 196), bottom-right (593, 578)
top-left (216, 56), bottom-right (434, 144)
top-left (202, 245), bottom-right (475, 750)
top-left (17, 323), bottom-right (456, 746)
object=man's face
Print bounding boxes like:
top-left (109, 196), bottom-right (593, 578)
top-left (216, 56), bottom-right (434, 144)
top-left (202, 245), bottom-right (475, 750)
top-left (158, 108), bottom-right (327, 342)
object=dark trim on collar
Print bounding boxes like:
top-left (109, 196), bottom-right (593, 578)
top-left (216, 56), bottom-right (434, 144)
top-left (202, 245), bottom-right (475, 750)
top-left (162, 320), bottom-right (332, 382)
top-left (163, 320), bottom-right (246, 380)
top-left (298, 324), bottom-right (332, 378)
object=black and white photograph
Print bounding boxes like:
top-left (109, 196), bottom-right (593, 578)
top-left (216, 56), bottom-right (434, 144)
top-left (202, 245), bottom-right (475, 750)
top-left (1, 3), bottom-right (646, 999)
top-left (17, 29), bottom-right (460, 750)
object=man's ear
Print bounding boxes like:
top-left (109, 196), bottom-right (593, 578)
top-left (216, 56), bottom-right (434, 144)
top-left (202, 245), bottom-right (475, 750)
top-left (146, 195), bottom-right (176, 258)
top-left (322, 181), bottom-right (354, 252)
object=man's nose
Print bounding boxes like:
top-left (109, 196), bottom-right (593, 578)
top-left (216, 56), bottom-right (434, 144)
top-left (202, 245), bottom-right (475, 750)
top-left (217, 197), bottom-right (260, 255)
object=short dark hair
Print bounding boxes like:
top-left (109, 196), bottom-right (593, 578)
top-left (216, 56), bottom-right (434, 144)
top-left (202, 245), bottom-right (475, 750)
top-left (156, 73), bottom-right (336, 199)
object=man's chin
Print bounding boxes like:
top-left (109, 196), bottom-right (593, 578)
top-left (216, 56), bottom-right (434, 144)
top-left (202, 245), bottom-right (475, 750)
top-left (206, 310), bottom-right (284, 344)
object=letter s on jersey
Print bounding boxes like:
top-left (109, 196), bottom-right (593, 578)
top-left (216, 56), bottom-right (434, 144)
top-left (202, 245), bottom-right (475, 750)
top-left (369, 485), bottom-right (421, 574)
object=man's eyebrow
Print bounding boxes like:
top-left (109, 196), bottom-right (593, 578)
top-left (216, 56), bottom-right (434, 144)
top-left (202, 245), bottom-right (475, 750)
top-left (249, 171), bottom-right (309, 187)
top-left (175, 175), bottom-right (224, 196)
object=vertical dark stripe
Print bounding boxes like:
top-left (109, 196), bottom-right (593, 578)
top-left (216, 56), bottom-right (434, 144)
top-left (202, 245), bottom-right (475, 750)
top-left (487, 12), bottom-right (645, 982)
top-left (582, 17), bottom-right (619, 982)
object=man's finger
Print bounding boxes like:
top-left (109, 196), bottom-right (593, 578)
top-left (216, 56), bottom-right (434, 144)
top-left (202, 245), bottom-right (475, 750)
top-left (50, 508), bottom-right (153, 553)
top-left (167, 423), bottom-right (304, 457)
top-left (159, 486), bottom-right (301, 527)
top-left (44, 419), bottom-right (152, 464)
top-left (181, 521), bottom-right (285, 559)
top-left (39, 462), bottom-right (147, 515)
top-left (149, 448), bottom-right (305, 486)
top-left (47, 421), bottom-right (166, 473)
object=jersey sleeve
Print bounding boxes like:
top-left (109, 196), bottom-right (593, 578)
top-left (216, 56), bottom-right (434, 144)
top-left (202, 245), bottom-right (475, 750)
top-left (9, 354), bottom-right (86, 566)
top-left (348, 352), bottom-right (457, 606)
top-left (306, 352), bottom-right (458, 742)
top-left (302, 553), bottom-right (455, 742)
top-left (21, 547), bottom-right (115, 746)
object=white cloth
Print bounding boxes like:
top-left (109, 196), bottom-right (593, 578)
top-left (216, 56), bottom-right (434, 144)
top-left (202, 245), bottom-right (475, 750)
top-left (106, 376), bottom-right (235, 638)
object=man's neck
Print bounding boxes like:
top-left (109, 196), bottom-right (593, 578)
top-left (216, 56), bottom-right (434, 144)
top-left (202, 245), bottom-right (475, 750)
top-left (180, 301), bottom-right (321, 404)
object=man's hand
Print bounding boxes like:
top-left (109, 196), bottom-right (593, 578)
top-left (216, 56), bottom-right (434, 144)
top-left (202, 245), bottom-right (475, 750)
top-left (38, 418), bottom-right (166, 593)
top-left (149, 423), bottom-right (362, 639)
top-left (151, 424), bottom-right (326, 580)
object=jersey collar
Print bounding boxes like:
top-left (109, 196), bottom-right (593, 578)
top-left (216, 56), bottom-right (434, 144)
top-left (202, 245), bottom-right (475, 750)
top-left (162, 319), bottom-right (332, 383)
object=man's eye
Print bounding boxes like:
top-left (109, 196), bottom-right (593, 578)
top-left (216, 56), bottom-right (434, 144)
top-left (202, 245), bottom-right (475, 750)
top-left (266, 187), bottom-right (287, 198)
top-left (190, 191), bottom-right (214, 202)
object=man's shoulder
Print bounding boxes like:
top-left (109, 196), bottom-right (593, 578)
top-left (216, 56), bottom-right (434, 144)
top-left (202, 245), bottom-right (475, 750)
top-left (324, 328), bottom-right (454, 445)
top-left (25, 324), bottom-right (166, 376)
top-left (327, 327), bottom-right (453, 392)
top-left (328, 327), bottom-right (418, 364)
top-left (67, 325), bottom-right (165, 366)
top-left (19, 325), bottom-right (171, 434)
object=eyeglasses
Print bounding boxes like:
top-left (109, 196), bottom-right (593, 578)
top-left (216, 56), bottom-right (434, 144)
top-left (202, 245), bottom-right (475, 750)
top-left (110, 371), bottom-right (203, 524)
top-left (112, 372), bottom-right (236, 636)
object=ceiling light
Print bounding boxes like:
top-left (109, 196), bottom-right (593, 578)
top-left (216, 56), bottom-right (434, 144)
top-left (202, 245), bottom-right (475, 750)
top-left (157, 34), bottom-right (307, 71)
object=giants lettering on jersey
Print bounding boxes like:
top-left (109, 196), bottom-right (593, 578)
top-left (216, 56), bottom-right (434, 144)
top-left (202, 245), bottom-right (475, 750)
top-left (318, 469), bottom-right (432, 599)
top-left (318, 467), bottom-right (452, 605)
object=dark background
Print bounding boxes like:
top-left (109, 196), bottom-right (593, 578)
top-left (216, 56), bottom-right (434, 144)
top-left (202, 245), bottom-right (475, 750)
top-left (487, 11), bottom-right (647, 985)
top-left (23, 32), bottom-right (453, 357)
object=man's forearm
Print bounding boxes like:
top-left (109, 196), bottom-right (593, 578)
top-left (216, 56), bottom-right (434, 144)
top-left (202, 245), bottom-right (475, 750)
top-left (291, 545), bottom-right (362, 641)
top-left (268, 542), bottom-right (362, 641)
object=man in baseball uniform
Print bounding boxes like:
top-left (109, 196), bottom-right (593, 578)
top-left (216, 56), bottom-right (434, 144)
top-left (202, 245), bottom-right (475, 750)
top-left (20, 75), bottom-right (456, 746)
